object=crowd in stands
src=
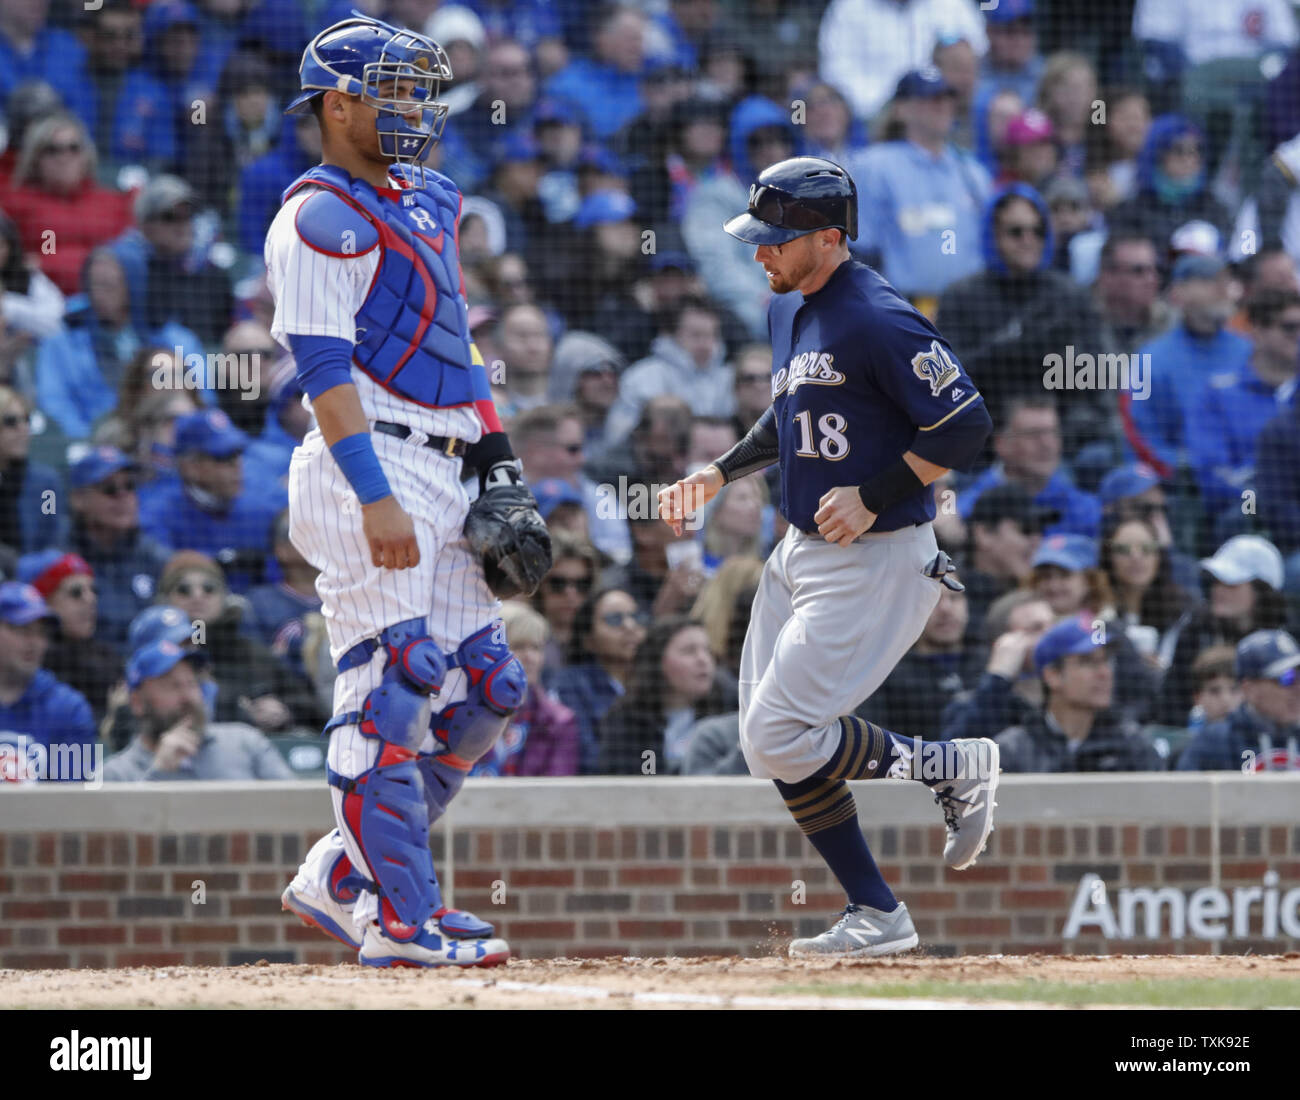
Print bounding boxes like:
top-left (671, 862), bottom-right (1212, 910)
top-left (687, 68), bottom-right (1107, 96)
top-left (0, 0), bottom-right (1299, 783)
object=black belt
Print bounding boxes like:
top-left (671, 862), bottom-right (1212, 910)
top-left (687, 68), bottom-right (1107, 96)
top-left (373, 421), bottom-right (467, 457)
top-left (799, 520), bottom-right (926, 541)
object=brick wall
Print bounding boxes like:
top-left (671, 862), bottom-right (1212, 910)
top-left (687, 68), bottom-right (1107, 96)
top-left (1, 777), bottom-right (1297, 966)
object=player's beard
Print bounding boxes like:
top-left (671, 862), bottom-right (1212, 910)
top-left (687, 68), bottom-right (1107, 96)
top-left (764, 245), bottom-right (817, 294)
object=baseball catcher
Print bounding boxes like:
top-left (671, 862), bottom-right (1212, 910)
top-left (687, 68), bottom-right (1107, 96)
top-left (268, 15), bottom-right (548, 969)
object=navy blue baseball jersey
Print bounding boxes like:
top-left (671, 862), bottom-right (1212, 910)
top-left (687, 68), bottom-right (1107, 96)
top-left (767, 259), bottom-right (987, 533)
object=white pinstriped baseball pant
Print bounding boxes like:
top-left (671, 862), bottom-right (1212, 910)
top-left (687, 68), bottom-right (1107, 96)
top-left (287, 426), bottom-right (499, 929)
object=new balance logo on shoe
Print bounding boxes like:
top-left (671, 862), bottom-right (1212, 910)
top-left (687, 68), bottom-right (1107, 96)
top-left (845, 921), bottom-right (882, 943)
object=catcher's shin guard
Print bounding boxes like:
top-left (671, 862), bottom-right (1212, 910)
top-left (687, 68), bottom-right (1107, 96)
top-left (328, 619), bottom-right (448, 940)
top-left (420, 623), bottom-right (526, 822)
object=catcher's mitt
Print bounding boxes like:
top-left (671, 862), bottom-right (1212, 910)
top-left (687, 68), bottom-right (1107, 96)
top-left (464, 482), bottom-right (553, 598)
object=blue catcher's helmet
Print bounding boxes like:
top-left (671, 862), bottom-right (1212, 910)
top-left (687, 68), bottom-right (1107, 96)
top-left (286, 14), bottom-right (452, 173)
top-left (723, 156), bottom-right (858, 246)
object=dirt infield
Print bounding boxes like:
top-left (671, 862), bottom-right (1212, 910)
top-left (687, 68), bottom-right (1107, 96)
top-left (4, 953), bottom-right (1299, 1009)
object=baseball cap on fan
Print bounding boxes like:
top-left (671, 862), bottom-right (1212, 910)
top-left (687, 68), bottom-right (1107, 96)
top-left (1199, 534), bottom-right (1284, 590)
top-left (0, 582), bottom-right (56, 626)
top-left (1043, 175), bottom-right (1089, 209)
top-left (128, 605), bottom-right (194, 651)
top-left (127, 639), bottom-right (209, 691)
top-left (893, 67), bottom-right (957, 101)
top-left (1033, 614), bottom-right (1104, 673)
top-left (174, 409), bottom-right (249, 459)
top-left (424, 4), bottom-right (486, 51)
top-left (1235, 630), bottom-right (1300, 683)
top-left (574, 189), bottom-right (636, 229)
top-left (134, 174), bottom-right (196, 224)
top-left (985, 0), bottom-right (1035, 23)
top-left (649, 250), bottom-right (696, 275)
top-left (1032, 533), bottom-right (1097, 572)
top-left (69, 445), bottom-right (137, 489)
top-left (1170, 220), bottom-right (1222, 260)
top-left (530, 478), bottom-right (583, 520)
top-left (1098, 463), bottom-right (1159, 505)
top-left (1170, 253), bottom-right (1226, 284)
top-left (16, 550), bottom-right (92, 599)
top-left (968, 482), bottom-right (1059, 532)
top-left (1004, 108), bottom-right (1054, 147)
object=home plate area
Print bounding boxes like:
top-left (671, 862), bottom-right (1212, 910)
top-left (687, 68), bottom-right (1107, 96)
top-left (3, 953), bottom-right (1297, 1010)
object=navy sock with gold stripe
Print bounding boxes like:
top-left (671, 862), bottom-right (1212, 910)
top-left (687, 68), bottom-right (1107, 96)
top-left (774, 775), bottom-right (896, 911)
top-left (814, 715), bottom-right (949, 786)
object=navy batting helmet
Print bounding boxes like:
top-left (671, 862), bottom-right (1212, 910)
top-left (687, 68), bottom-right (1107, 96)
top-left (286, 15), bottom-right (452, 169)
top-left (723, 156), bottom-right (858, 245)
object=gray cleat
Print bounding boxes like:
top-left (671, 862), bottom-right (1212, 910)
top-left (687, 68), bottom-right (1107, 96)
top-left (789, 902), bottom-right (919, 958)
top-left (932, 737), bottom-right (1000, 870)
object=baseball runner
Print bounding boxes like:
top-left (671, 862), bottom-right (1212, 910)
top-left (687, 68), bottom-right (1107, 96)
top-left (659, 157), bottom-right (1001, 957)
top-left (267, 16), bottom-right (550, 968)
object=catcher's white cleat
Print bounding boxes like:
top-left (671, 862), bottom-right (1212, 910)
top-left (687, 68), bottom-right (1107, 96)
top-left (359, 919), bottom-right (511, 969)
top-left (282, 831), bottom-right (363, 950)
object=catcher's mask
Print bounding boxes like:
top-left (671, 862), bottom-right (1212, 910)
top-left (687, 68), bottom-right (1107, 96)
top-left (286, 13), bottom-right (452, 184)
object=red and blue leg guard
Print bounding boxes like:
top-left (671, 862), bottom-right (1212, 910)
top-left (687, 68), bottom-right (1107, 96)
top-left (420, 622), bottom-right (526, 824)
top-left (330, 618), bottom-right (449, 941)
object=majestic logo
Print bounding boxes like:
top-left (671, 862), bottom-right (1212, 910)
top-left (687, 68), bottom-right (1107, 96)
top-left (911, 340), bottom-right (961, 396)
top-left (773, 351), bottom-right (846, 396)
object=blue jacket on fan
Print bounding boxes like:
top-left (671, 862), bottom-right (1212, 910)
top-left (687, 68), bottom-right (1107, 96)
top-left (137, 475), bottom-right (287, 593)
top-left (545, 58), bottom-right (644, 140)
top-left (959, 464), bottom-right (1102, 540)
top-left (1122, 323), bottom-right (1253, 478)
top-left (0, 24), bottom-right (94, 134)
top-left (1184, 362), bottom-right (1295, 512)
top-left (112, 1), bottom-right (229, 169)
top-left (0, 670), bottom-right (97, 783)
top-left (36, 293), bottom-right (201, 440)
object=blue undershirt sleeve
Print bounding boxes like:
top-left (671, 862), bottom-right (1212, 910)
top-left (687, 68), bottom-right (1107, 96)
top-left (287, 333), bottom-right (355, 400)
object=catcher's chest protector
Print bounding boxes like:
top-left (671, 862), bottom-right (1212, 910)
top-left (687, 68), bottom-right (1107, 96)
top-left (285, 163), bottom-right (476, 408)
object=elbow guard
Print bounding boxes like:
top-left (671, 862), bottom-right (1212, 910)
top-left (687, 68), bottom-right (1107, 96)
top-left (714, 405), bottom-right (779, 483)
